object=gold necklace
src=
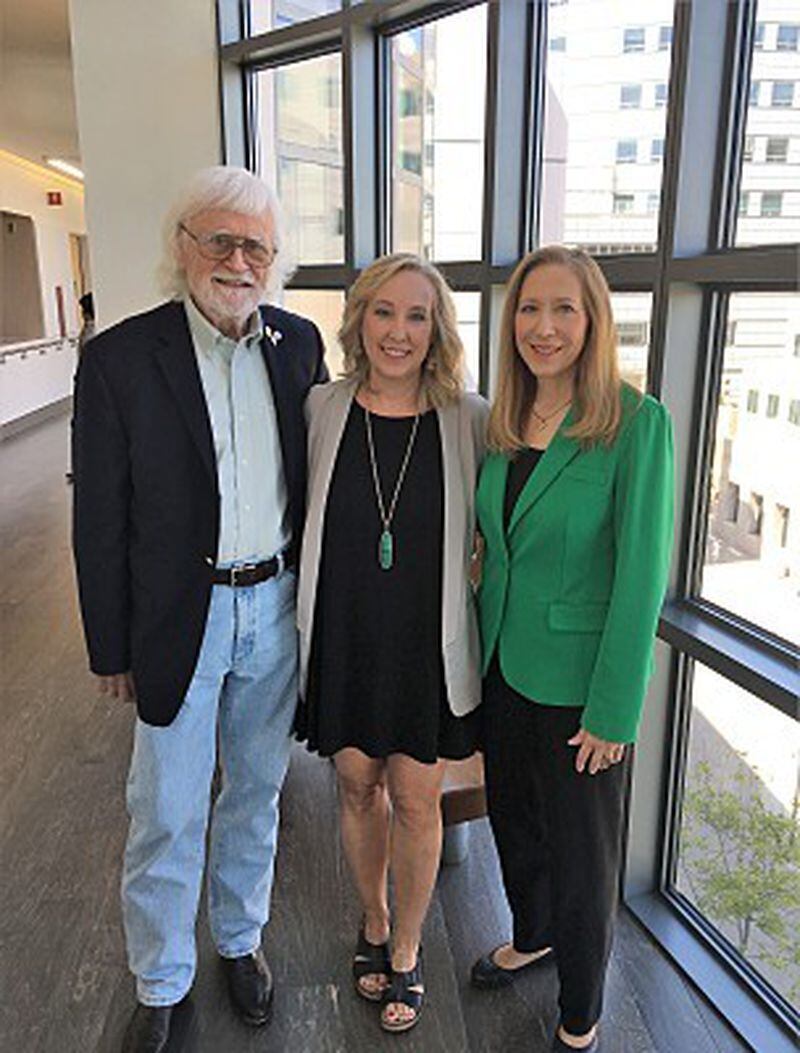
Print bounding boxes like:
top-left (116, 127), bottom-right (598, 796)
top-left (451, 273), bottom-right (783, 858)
top-left (530, 397), bottom-right (572, 432)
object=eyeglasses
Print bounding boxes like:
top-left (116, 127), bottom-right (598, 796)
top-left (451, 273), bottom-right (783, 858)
top-left (179, 223), bottom-right (277, 268)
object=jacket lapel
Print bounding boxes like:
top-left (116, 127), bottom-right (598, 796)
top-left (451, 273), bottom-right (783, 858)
top-left (152, 302), bottom-right (216, 487)
top-left (507, 413), bottom-right (581, 535)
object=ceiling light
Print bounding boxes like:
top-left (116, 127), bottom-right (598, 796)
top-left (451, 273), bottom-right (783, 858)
top-left (45, 157), bottom-right (84, 181)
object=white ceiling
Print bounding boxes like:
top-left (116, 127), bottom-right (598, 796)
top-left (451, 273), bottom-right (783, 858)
top-left (0, 0), bottom-right (81, 169)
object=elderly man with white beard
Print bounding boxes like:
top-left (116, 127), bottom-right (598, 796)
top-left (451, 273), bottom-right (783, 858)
top-left (72, 167), bottom-right (327, 1053)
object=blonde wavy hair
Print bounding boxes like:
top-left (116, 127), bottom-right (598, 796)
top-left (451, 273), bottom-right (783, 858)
top-left (488, 245), bottom-right (624, 452)
top-left (339, 253), bottom-right (464, 408)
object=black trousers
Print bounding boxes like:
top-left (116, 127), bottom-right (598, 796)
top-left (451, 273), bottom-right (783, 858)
top-left (482, 663), bottom-right (629, 1034)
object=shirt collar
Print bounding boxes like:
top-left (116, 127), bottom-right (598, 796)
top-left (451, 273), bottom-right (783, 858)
top-left (183, 295), bottom-right (264, 359)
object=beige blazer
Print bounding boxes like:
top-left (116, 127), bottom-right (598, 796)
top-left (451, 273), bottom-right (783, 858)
top-left (297, 379), bottom-right (489, 717)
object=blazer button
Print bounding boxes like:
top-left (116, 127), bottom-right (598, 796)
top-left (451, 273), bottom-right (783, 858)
top-left (204, 555), bottom-right (214, 565)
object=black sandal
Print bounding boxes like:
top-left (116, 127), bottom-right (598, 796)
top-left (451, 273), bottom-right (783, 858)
top-left (380, 955), bottom-right (424, 1033)
top-left (352, 924), bottom-right (391, 1002)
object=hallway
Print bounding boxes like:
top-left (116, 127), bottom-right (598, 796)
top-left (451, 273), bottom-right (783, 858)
top-left (0, 413), bottom-right (745, 1052)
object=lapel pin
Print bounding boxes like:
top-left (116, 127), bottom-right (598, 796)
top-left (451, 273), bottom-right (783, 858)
top-left (264, 325), bottom-right (283, 347)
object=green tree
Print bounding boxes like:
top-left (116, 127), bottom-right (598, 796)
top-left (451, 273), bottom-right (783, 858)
top-left (680, 759), bottom-right (800, 1002)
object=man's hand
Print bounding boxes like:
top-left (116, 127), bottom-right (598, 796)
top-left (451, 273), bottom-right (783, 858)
top-left (96, 671), bottom-right (136, 703)
top-left (567, 727), bottom-right (625, 775)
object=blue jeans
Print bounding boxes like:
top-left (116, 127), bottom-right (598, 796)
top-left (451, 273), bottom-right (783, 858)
top-left (121, 571), bottom-right (297, 1006)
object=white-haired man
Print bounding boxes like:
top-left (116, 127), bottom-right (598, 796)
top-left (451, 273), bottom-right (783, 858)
top-left (72, 167), bottom-right (327, 1053)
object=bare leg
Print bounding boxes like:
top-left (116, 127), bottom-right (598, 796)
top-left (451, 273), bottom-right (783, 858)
top-left (335, 748), bottom-right (391, 997)
top-left (382, 754), bottom-right (447, 1027)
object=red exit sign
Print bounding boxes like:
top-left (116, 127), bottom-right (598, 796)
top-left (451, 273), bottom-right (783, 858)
top-left (47, 191), bottom-right (63, 206)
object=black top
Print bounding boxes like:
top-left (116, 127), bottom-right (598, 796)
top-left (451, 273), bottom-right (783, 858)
top-left (296, 400), bottom-right (478, 763)
top-left (503, 446), bottom-right (546, 530)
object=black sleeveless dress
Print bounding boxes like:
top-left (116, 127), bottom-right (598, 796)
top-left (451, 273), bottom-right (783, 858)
top-left (295, 401), bottom-right (479, 764)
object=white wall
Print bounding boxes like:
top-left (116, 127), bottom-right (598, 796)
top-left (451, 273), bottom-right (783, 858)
top-left (0, 151), bottom-right (84, 428)
top-left (0, 151), bottom-right (85, 338)
top-left (68, 0), bottom-right (221, 328)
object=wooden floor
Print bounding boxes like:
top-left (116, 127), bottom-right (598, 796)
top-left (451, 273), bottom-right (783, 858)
top-left (0, 413), bottom-right (747, 1053)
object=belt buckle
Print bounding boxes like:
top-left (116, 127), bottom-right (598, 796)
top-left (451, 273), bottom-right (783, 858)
top-left (230, 563), bottom-right (256, 587)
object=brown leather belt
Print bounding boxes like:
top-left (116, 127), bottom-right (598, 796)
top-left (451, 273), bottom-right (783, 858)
top-left (211, 550), bottom-right (293, 587)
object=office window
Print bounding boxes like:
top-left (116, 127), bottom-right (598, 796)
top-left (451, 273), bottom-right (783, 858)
top-left (760, 191), bottom-right (783, 216)
top-left (738, 191), bottom-right (750, 216)
top-left (611, 294), bottom-right (652, 391)
top-left (255, 52), bottom-right (344, 265)
top-left (249, 0), bottom-right (340, 33)
top-left (389, 4), bottom-right (487, 260)
top-left (737, 15), bottom-right (800, 247)
top-left (673, 666), bottom-right (800, 1008)
top-left (452, 291), bottom-right (480, 391)
top-left (658, 25), bottom-right (672, 51)
top-left (550, 36), bottom-right (566, 52)
top-left (795, 334), bottom-right (800, 356)
top-left (765, 137), bottom-right (789, 163)
top-left (620, 83), bottom-right (642, 108)
top-left (789, 399), bottom-right (800, 425)
top-left (651, 138), bottom-right (664, 163)
top-left (542, 0), bottom-right (673, 254)
top-left (754, 22), bottom-right (765, 49)
top-left (613, 193), bottom-right (635, 214)
top-left (646, 192), bottom-right (660, 215)
top-left (775, 505), bottom-right (790, 547)
top-left (655, 82), bottom-right (667, 108)
top-left (282, 289), bottom-right (345, 375)
top-left (771, 81), bottom-right (795, 107)
top-left (776, 24), bottom-right (799, 51)
top-left (701, 293), bottom-right (800, 640)
top-left (623, 26), bottom-right (645, 53)
top-left (617, 319), bottom-right (648, 345)
top-left (748, 492), bottom-right (764, 535)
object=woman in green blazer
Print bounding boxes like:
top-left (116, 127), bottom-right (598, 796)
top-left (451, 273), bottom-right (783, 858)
top-left (470, 246), bottom-right (673, 1053)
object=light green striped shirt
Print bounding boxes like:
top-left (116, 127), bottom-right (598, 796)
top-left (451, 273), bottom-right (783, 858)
top-left (184, 296), bottom-right (288, 565)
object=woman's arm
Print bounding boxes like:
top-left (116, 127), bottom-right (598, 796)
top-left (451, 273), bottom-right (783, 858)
top-left (580, 398), bottom-right (675, 743)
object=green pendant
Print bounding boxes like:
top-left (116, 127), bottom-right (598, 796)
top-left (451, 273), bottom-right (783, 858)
top-left (379, 530), bottom-right (394, 571)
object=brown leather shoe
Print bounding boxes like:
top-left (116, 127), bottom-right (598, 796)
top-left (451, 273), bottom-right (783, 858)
top-left (120, 1003), bottom-right (173, 1053)
top-left (220, 948), bottom-right (274, 1026)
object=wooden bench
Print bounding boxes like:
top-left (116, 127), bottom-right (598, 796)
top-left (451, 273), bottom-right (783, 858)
top-left (440, 752), bottom-right (487, 864)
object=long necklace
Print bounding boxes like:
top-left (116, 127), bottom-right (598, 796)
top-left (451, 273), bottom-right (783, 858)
top-left (364, 408), bottom-right (420, 571)
top-left (530, 397), bottom-right (572, 432)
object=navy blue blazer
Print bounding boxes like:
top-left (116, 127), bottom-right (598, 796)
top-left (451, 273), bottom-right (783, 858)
top-left (72, 299), bottom-right (327, 726)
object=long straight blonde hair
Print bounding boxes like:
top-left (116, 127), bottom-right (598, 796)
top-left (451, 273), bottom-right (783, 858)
top-left (488, 245), bottom-right (624, 452)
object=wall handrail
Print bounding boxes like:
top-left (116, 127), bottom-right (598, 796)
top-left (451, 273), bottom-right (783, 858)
top-left (0, 336), bottom-right (78, 363)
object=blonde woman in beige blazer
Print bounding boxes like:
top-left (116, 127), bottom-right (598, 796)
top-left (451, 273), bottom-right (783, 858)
top-left (295, 254), bottom-right (487, 1034)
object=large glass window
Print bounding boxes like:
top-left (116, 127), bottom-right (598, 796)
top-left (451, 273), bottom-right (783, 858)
top-left (541, 0), bottom-right (674, 253)
top-left (256, 53), bottom-right (344, 265)
top-left (673, 662), bottom-right (800, 1014)
top-left (611, 292), bottom-right (652, 391)
top-left (282, 288), bottom-right (345, 375)
top-left (452, 291), bottom-right (480, 391)
top-left (388, 4), bottom-right (488, 260)
top-left (250, 0), bottom-right (340, 34)
top-left (737, 3), bottom-right (800, 245)
top-left (700, 293), bottom-right (800, 644)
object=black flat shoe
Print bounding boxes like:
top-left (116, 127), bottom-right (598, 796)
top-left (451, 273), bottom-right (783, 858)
top-left (552, 1028), bottom-right (599, 1052)
top-left (121, 1003), bottom-right (173, 1053)
top-left (471, 943), bottom-right (554, 989)
top-left (353, 923), bottom-right (391, 1002)
top-left (380, 952), bottom-right (424, 1033)
top-left (220, 948), bottom-right (274, 1026)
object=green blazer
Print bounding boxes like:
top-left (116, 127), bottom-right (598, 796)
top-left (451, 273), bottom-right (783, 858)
top-left (477, 384), bottom-right (674, 743)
